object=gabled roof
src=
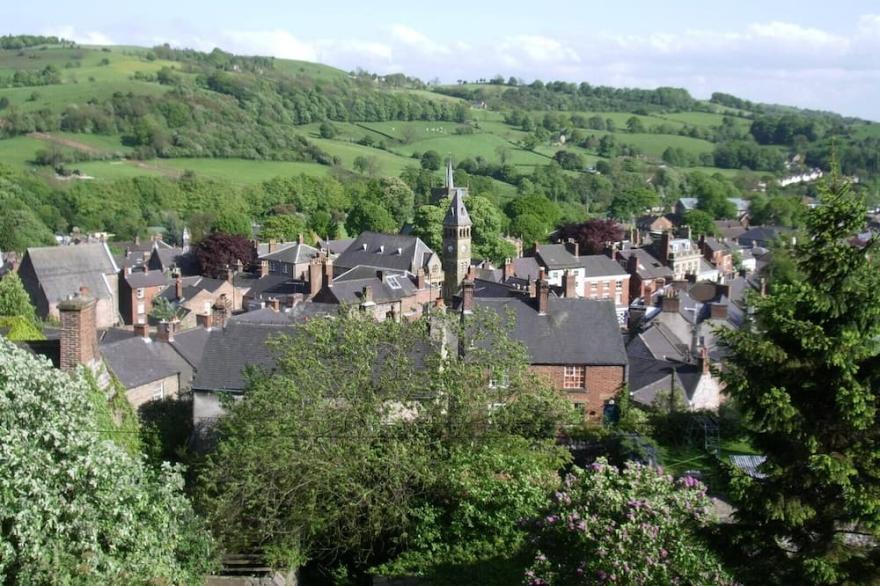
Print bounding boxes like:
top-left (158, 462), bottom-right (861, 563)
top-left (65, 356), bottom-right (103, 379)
top-left (512, 257), bottom-right (541, 281)
top-left (233, 273), bottom-right (305, 299)
top-left (334, 232), bottom-right (436, 274)
top-left (149, 247), bottom-right (199, 276)
top-left (158, 276), bottom-right (226, 302)
top-left (581, 255), bottom-right (629, 279)
top-left (619, 248), bottom-right (674, 280)
top-left (474, 296), bottom-right (627, 366)
top-left (25, 243), bottom-right (118, 302)
top-left (443, 190), bottom-right (471, 227)
top-left (100, 336), bottom-right (187, 389)
top-left (124, 270), bottom-right (169, 289)
top-left (192, 305), bottom-right (336, 392)
top-left (259, 243), bottom-right (319, 264)
top-left (737, 226), bottom-right (785, 245)
top-left (170, 327), bottom-right (211, 369)
top-left (318, 266), bottom-right (418, 305)
top-left (626, 336), bottom-right (702, 406)
top-left (317, 238), bottom-right (356, 256)
top-left (535, 244), bottom-right (584, 270)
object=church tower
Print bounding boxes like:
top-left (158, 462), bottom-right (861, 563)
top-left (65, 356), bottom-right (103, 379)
top-left (442, 163), bottom-right (471, 302)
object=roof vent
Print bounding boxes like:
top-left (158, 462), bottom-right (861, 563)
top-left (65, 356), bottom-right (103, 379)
top-left (379, 245), bottom-right (385, 254)
top-left (397, 247), bottom-right (403, 255)
top-left (361, 243), bottom-right (368, 251)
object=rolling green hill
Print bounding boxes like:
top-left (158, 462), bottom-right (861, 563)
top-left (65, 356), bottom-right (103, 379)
top-left (0, 37), bottom-right (878, 257)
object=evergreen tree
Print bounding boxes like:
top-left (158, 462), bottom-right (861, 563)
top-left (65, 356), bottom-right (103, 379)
top-left (719, 173), bottom-right (880, 584)
top-left (0, 272), bottom-right (38, 324)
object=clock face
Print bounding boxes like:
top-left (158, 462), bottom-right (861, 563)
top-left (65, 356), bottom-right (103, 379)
top-left (447, 245), bottom-right (454, 253)
top-left (462, 245), bottom-right (468, 253)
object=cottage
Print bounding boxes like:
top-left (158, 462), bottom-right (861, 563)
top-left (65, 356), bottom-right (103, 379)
top-left (18, 243), bottom-right (120, 328)
top-left (334, 231), bottom-right (443, 291)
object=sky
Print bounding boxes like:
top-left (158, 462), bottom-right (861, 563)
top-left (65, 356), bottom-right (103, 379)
top-left (7, 0), bottom-right (880, 120)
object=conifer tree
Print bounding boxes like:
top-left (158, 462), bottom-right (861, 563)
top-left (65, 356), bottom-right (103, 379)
top-left (719, 173), bottom-right (880, 584)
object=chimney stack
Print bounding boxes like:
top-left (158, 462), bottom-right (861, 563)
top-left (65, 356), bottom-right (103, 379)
top-left (227, 266), bottom-right (234, 284)
top-left (563, 269), bottom-right (577, 298)
top-left (536, 270), bottom-right (550, 316)
top-left (157, 319), bottom-right (176, 343)
top-left (133, 322), bottom-right (150, 340)
top-left (626, 253), bottom-right (639, 275)
top-left (502, 258), bottom-right (514, 282)
top-left (298, 233), bottom-right (304, 245)
top-left (662, 290), bottom-right (680, 313)
top-left (308, 259), bottom-right (322, 296)
top-left (361, 285), bottom-right (374, 305)
top-left (269, 297), bottom-right (280, 312)
top-left (58, 288), bottom-right (98, 371)
top-left (660, 231), bottom-right (671, 261)
top-left (627, 305), bottom-right (646, 332)
top-left (461, 272), bottom-right (475, 314)
top-left (416, 268), bottom-right (426, 290)
top-left (268, 239), bottom-right (277, 253)
top-left (196, 312), bottom-right (214, 330)
top-left (212, 295), bottom-right (229, 328)
top-left (709, 302), bottom-right (729, 320)
top-left (260, 259), bottom-right (269, 278)
top-left (699, 345), bottom-right (711, 375)
top-left (527, 276), bottom-right (536, 298)
top-left (175, 273), bottom-right (183, 300)
top-left (566, 238), bottom-right (579, 258)
top-left (322, 257), bottom-right (333, 288)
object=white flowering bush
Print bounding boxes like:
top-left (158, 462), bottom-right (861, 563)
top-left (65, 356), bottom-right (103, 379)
top-left (524, 459), bottom-right (736, 585)
top-left (0, 338), bottom-right (215, 584)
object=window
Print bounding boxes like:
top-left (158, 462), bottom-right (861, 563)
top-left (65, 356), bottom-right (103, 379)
top-left (136, 288), bottom-right (144, 299)
top-left (615, 280), bottom-right (623, 290)
top-left (136, 302), bottom-right (145, 315)
top-left (573, 402), bottom-right (585, 414)
top-left (563, 365), bottom-right (585, 389)
top-left (151, 380), bottom-right (165, 402)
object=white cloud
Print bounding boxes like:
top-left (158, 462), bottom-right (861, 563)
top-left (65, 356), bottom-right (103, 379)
top-left (390, 24), bottom-right (449, 56)
top-left (498, 35), bottom-right (580, 66)
top-left (43, 26), bottom-right (113, 45)
top-left (222, 30), bottom-right (318, 61)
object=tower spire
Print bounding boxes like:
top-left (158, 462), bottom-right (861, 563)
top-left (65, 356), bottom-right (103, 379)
top-left (446, 157), bottom-right (454, 189)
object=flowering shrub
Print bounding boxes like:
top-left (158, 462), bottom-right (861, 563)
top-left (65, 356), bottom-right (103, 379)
top-left (524, 459), bottom-right (736, 585)
top-left (0, 339), bottom-right (215, 584)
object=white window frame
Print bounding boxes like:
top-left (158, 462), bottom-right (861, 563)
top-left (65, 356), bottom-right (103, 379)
top-left (136, 287), bottom-right (145, 299)
top-left (563, 365), bottom-right (585, 389)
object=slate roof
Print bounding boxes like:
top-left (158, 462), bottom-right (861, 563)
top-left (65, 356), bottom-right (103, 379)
top-left (334, 232), bottom-right (437, 275)
top-left (512, 257), bottom-right (541, 281)
top-left (618, 248), bottom-right (674, 280)
top-left (259, 243), bottom-right (319, 264)
top-left (626, 336), bottom-right (702, 406)
top-left (25, 243), bottom-right (118, 302)
top-left (714, 220), bottom-right (748, 241)
top-left (192, 305), bottom-right (336, 392)
top-left (149, 247), bottom-right (199, 276)
top-left (234, 273), bottom-right (305, 299)
top-left (737, 226), bottom-right (785, 246)
top-left (535, 244), bottom-right (583, 270)
top-left (124, 270), bottom-right (169, 289)
top-left (158, 276), bottom-right (226, 302)
top-left (581, 255), bottom-right (629, 278)
top-left (317, 238), bottom-right (356, 256)
top-left (170, 327), bottom-right (210, 369)
top-left (318, 266), bottom-right (418, 305)
top-left (443, 191), bottom-right (472, 226)
top-left (474, 296), bottom-right (627, 365)
top-left (100, 336), bottom-right (188, 389)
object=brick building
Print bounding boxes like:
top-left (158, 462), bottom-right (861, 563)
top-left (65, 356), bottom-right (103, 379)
top-left (464, 274), bottom-right (628, 421)
top-left (119, 267), bottom-right (169, 325)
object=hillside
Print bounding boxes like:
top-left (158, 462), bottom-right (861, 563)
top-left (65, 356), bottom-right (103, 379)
top-left (1, 36), bottom-right (878, 255)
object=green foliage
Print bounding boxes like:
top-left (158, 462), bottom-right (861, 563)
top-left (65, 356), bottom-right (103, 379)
top-left (260, 213), bottom-right (307, 242)
top-left (718, 174), bottom-right (880, 584)
top-left (0, 315), bottom-right (44, 341)
top-left (0, 339), bottom-right (215, 583)
top-left (683, 209), bottom-right (718, 237)
top-left (0, 272), bottom-right (38, 324)
top-left (149, 296), bottom-right (183, 323)
top-left (211, 209), bottom-right (252, 236)
top-left (524, 459), bottom-right (736, 585)
top-left (345, 199), bottom-right (398, 235)
top-left (607, 188), bottom-right (658, 221)
top-left (198, 309), bottom-right (571, 575)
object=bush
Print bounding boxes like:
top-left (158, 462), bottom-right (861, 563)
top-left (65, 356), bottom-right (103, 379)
top-left (524, 459), bottom-right (736, 585)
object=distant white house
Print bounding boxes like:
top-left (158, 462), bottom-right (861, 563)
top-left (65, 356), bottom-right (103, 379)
top-left (778, 168), bottom-right (824, 187)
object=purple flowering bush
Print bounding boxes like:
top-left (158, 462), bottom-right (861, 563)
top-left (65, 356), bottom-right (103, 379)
top-left (524, 459), bottom-right (736, 585)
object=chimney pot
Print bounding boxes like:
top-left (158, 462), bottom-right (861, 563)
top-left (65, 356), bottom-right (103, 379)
top-left (502, 257), bottom-right (514, 282)
top-left (361, 285), bottom-right (374, 305)
top-left (58, 293), bottom-right (98, 371)
top-left (133, 322), bottom-right (150, 340)
top-left (196, 312), bottom-right (214, 330)
top-left (537, 275), bottom-right (550, 315)
top-left (563, 270), bottom-right (577, 298)
top-left (462, 273), bottom-right (475, 313)
top-left (309, 258), bottom-right (323, 297)
top-left (157, 320), bottom-right (176, 343)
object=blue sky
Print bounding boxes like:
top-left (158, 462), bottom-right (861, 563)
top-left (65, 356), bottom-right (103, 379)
top-left (7, 0), bottom-right (880, 119)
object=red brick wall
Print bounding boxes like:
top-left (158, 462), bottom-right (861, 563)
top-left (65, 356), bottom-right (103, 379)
top-left (529, 364), bottom-right (625, 421)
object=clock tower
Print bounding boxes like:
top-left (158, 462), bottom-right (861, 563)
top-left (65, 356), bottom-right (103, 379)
top-left (442, 165), bottom-right (472, 302)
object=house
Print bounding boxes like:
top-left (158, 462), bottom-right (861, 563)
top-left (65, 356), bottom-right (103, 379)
top-left (156, 274), bottom-right (238, 329)
top-left (618, 247), bottom-right (674, 302)
top-left (147, 245), bottom-right (199, 276)
top-left (257, 238), bottom-right (320, 279)
top-left (119, 267), bottom-right (169, 325)
top-left (736, 226), bottom-right (787, 249)
top-left (627, 335), bottom-right (723, 411)
top-left (18, 243), bottom-right (120, 328)
top-left (191, 303), bottom-right (337, 431)
top-left (532, 242), bottom-right (630, 312)
top-left (334, 232), bottom-right (443, 292)
top-left (23, 288), bottom-right (209, 410)
top-left (675, 197), bottom-right (750, 222)
top-left (635, 213), bottom-right (682, 239)
top-left (461, 275), bottom-right (628, 421)
top-left (313, 264), bottom-right (431, 322)
top-left (714, 220), bottom-right (749, 241)
top-left (653, 230), bottom-right (702, 281)
top-left (699, 236), bottom-right (736, 275)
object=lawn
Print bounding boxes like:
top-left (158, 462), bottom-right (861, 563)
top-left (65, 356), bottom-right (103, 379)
top-left (0, 135), bottom-right (46, 167)
top-left (73, 157), bottom-right (332, 183)
top-left (624, 132), bottom-right (716, 158)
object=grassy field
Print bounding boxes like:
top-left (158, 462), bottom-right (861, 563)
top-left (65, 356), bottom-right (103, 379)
top-left (73, 157), bottom-right (333, 183)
